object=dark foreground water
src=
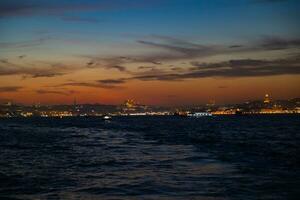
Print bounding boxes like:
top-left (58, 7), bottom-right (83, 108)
top-left (0, 115), bottom-right (299, 200)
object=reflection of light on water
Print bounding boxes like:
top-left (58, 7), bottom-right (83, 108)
top-left (104, 120), bottom-right (111, 124)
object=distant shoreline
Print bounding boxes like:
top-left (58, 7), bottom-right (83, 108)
top-left (1, 113), bottom-right (299, 119)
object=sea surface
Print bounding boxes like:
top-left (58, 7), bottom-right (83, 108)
top-left (0, 115), bottom-right (299, 200)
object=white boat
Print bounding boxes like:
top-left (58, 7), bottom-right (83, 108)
top-left (187, 112), bottom-right (212, 117)
top-left (103, 115), bottom-right (112, 120)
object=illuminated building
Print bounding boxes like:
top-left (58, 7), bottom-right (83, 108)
top-left (206, 100), bottom-right (216, 107)
top-left (124, 99), bottom-right (136, 108)
top-left (264, 94), bottom-right (271, 104)
top-left (120, 99), bottom-right (150, 115)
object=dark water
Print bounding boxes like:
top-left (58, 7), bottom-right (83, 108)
top-left (0, 115), bottom-right (299, 200)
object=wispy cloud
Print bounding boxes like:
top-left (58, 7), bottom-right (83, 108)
top-left (0, 59), bottom-right (9, 64)
top-left (137, 38), bottom-right (215, 61)
top-left (83, 35), bottom-right (300, 70)
top-left (97, 79), bottom-right (126, 84)
top-left (0, 86), bottom-right (23, 92)
top-left (36, 89), bottom-right (76, 95)
top-left (55, 81), bottom-right (124, 89)
top-left (29, 72), bottom-right (66, 78)
top-left (138, 66), bottom-right (157, 70)
top-left (86, 61), bottom-right (95, 68)
top-left (98, 55), bottom-right (300, 82)
top-left (84, 57), bottom-right (129, 72)
top-left (109, 65), bottom-right (127, 72)
top-left (0, 0), bottom-right (160, 18)
top-left (2, 34), bottom-right (299, 82)
top-left (82, 36), bottom-right (219, 71)
top-left (0, 59), bottom-right (71, 78)
top-left (258, 36), bottom-right (300, 50)
top-left (0, 37), bottom-right (51, 49)
top-left (136, 35), bottom-right (300, 62)
top-left (18, 55), bottom-right (26, 59)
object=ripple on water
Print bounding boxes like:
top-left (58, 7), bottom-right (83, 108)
top-left (0, 115), bottom-right (299, 200)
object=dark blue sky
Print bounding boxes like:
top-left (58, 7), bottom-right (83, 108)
top-left (1, 0), bottom-right (299, 44)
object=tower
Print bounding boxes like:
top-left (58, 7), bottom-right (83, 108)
top-left (264, 94), bottom-right (271, 104)
top-left (73, 97), bottom-right (77, 109)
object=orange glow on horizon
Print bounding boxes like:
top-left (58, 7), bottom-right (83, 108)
top-left (1, 74), bottom-right (299, 106)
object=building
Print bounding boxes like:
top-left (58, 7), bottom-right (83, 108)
top-left (264, 94), bottom-right (271, 104)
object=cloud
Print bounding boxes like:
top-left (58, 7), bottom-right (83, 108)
top-left (82, 36), bottom-right (220, 70)
top-left (18, 55), bottom-right (26, 59)
top-left (0, 37), bottom-right (51, 49)
top-left (151, 61), bottom-right (162, 65)
top-left (80, 35), bottom-right (300, 74)
top-left (137, 35), bottom-right (300, 62)
top-left (84, 57), bottom-right (129, 72)
top-left (0, 86), bottom-right (23, 92)
top-left (0, 0), bottom-right (160, 18)
top-left (0, 59), bottom-right (70, 78)
top-left (130, 73), bottom-right (183, 81)
top-left (97, 79), bottom-right (126, 84)
top-left (29, 72), bottom-right (66, 78)
top-left (135, 34), bottom-right (226, 60)
top-left (0, 67), bottom-right (66, 78)
top-left (56, 81), bottom-right (124, 89)
top-left (100, 55), bottom-right (300, 82)
top-left (109, 65), bottom-right (127, 72)
top-left (137, 39), bottom-right (213, 60)
top-left (0, 59), bottom-right (8, 64)
top-left (170, 67), bottom-right (182, 71)
top-left (258, 36), bottom-right (300, 50)
top-left (36, 89), bottom-right (76, 95)
top-left (2, 34), bottom-right (299, 82)
top-left (138, 66), bottom-right (157, 70)
top-left (86, 61), bottom-right (95, 68)
top-left (137, 35), bottom-right (292, 62)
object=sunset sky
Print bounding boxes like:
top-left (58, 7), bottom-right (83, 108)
top-left (0, 0), bottom-right (299, 105)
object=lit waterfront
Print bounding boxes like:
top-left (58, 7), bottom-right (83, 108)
top-left (1, 95), bottom-right (299, 118)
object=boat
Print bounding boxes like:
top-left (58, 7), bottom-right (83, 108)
top-left (187, 112), bottom-right (212, 117)
top-left (103, 115), bottom-right (112, 120)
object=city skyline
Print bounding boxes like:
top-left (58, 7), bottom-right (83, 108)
top-left (1, 93), bottom-right (299, 118)
top-left (1, 0), bottom-right (300, 105)
top-left (0, 93), bottom-right (298, 107)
